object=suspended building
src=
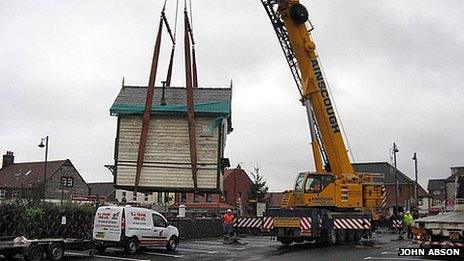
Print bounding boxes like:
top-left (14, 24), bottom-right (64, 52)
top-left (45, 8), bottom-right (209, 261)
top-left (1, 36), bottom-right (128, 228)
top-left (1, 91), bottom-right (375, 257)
top-left (110, 85), bottom-right (232, 193)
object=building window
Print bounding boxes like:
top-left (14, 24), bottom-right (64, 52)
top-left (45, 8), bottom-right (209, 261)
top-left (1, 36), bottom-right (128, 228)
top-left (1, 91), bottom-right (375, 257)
top-left (224, 190), bottom-right (227, 201)
top-left (206, 193), bottom-right (212, 203)
top-left (12, 190), bottom-right (20, 199)
top-left (0, 190), bottom-right (5, 200)
top-left (122, 191), bottom-right (126, 197)
top-left (181, 193), bottom-right (186, 202)
top-left (194, 192), bottom-right (200, 203)
top-left (144, 192), bottom-right (149, 202)
top-left (133, 191), bottom-right (137, 201)
top-left (60, 177), bottom-right (74, 187)
top-left (398, 186), bottom-right (402, 196)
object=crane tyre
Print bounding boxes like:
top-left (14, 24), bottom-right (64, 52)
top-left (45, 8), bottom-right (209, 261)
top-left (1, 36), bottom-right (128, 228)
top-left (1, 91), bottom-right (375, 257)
top-left (322, 229), bottom-right (336, 246)
top-left (336, 229), bottom-right (347, 244)
top-left (346, 230), bottom-right (355, 243)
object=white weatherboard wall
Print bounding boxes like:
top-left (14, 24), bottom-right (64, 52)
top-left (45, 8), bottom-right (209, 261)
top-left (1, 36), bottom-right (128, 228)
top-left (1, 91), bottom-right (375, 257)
top-left (115, 114), bottom-right (223, 191)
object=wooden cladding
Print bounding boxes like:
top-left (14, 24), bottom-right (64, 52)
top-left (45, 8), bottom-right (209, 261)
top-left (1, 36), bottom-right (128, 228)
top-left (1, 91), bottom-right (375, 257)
top-left (115, 115), bottom-right (223, 192)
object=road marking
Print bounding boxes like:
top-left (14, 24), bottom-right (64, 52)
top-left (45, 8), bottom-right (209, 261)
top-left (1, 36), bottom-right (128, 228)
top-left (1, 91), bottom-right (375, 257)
top-left (182, 243), bottom-right (246, 250)
top-left (177, 248), bottom-right (218, 254)
top-left (93, 255), bottom-right (151, 261)
top-left (67, 252), bottom-right (151, 261)
top-left (65, 252), bottom-right (89, 257)
top-left (143, 251), bottom-right (185, 258)
top-left (381, 251), bottom-right (397, 254)
top-left (364, 257), bottom-right (437, 261)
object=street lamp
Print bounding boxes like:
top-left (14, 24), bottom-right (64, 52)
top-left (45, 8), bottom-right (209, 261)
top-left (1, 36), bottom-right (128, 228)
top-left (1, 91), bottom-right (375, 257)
top-left (393, 143), bottom-right (399, 214)
top-left (412, 152), bottom-right (418, 206)
top-left (38, 136), bottom-right (49, 201)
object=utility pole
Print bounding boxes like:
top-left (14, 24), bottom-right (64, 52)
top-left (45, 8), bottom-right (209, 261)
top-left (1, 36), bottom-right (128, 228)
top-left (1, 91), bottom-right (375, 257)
top-left (412, 152), bottom-right (418, 205)
top-left (393, 143), bottom-right (399, 214)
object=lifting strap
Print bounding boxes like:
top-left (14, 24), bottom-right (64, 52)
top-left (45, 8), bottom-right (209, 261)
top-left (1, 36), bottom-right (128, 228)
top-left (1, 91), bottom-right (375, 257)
top-left (163, 0), bottom-right (179, 87)
top-left (184, 6), bottom-right (198, 188)
top-left (134, 12), bottom-right (165, 188)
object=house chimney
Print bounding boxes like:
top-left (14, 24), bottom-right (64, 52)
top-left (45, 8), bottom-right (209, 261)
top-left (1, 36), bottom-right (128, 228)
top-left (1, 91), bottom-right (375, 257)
top-left (2, 151), bottom-right (14, 169)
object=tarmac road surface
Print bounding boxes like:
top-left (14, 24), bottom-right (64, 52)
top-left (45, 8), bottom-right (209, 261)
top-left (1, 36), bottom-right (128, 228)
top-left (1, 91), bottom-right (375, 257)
top-left (0, 233), bottom-right (444, 261)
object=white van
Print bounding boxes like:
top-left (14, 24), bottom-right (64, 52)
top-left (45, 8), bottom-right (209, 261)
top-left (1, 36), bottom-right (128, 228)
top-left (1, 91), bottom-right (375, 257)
top-left (93, 205), bottom-right (179, 253)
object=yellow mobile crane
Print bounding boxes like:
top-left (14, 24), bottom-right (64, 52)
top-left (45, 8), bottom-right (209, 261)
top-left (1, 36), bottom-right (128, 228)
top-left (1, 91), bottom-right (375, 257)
top-left (259, 0), bottom-right (384, 245)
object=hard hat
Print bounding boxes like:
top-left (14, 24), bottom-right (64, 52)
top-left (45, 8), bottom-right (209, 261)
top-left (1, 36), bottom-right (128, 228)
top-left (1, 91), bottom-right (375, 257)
top-left (226, 209), bottom-right (232, 213)
top-left (406, 211), bottom-right (410, 213)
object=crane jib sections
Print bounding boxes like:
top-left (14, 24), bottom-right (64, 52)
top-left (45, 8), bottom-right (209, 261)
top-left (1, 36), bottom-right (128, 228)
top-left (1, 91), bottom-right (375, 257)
top-left (311, 59), bottom-right (340, 134)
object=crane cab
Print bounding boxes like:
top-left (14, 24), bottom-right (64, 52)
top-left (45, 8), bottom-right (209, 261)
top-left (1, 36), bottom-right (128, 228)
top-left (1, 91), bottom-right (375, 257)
top-left (282, 172), bottom-right (365, 209)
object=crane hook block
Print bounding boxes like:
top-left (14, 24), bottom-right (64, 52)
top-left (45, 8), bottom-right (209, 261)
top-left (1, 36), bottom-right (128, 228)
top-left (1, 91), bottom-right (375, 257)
top-left (289, 3), bottom-right (309, 25)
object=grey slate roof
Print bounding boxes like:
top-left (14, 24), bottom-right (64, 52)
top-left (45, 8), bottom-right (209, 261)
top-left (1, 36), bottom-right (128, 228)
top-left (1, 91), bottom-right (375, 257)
top-left (88, 182), bottom-right (115, 197)
top-left (427, 179), bottom-right (445, 191)
top-left (353, 162), bottom-right (413, 184)
top-left (113, 86), bottom-right (232, 106)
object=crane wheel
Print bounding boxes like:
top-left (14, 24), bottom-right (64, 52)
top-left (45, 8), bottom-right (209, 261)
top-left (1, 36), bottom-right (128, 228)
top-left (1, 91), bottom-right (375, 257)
top-left (336, 229), bottom-right (347, 244)
top-left (346, 230), bottom-right (355, 243)
top-left (289, 4), bottom-right (309, 25)
top-left (322, 229), bottom-right (336, 246)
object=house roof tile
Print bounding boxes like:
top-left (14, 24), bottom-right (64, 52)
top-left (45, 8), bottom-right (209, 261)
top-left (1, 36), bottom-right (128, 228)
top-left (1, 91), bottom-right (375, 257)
top-left (0, 160), bottom-right (68, 188)
top-left (113, 86), bottom-right (231, 107)
top-left (88, 182), bottom-right (115, 197)
top-left (427, 179), bottom-right (445, 191)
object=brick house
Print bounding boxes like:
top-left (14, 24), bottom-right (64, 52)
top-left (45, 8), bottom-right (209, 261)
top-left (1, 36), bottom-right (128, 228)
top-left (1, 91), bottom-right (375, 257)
top-left (353, 162), bottom-right (431, 214)
top-left (169, 192), bottom-right (233, 218)
top-left (166, 166), bottom-right (252, 217)
top-left (223, 166), bottom-right (253, 215)
top-left (265, 192), bottom-right (284, 208)
top-left (444, 166), bottom-right (464, 211)
top-left (88, 182), bottom-right (117, 203)
top-left (0, 151), bottom-right (89, 202)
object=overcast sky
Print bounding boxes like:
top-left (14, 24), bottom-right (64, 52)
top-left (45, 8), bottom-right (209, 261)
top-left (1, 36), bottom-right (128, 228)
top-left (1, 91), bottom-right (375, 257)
top-left (1, 0), bottom-right (463, 191)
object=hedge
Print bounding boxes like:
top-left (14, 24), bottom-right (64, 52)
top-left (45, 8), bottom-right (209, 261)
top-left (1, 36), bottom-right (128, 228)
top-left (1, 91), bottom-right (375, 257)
top-left (0, 201), bottom-right (94, 239)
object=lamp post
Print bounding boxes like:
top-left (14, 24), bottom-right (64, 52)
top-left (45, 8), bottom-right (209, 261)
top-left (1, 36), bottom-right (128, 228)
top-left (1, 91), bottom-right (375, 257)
top-left (393, 143), bottom-right (399, 214)
top-left (38, 136), bottom-right (49, 201)
top-left (412, 152), bottom-right (418, 206)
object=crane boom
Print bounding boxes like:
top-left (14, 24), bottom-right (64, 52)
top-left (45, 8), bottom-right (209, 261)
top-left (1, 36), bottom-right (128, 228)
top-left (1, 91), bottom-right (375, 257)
top-left (259, 0), bottom-right (384, 245)
top-left (262, 0), bottom-right (353, 177)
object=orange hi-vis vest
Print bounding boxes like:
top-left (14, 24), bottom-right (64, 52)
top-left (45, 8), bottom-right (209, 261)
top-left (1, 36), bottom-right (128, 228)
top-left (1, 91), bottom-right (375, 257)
top-left (223, 213), bottom-right (234, 225)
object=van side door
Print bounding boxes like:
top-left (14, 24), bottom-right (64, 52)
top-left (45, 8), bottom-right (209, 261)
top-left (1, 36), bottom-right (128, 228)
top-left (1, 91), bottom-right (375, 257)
top-left (151, 213), bottom-right (169, 243)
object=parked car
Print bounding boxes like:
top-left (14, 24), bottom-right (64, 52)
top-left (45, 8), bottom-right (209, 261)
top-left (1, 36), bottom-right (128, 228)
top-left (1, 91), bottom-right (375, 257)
top-left (93, 205), bottom-right (179, 253)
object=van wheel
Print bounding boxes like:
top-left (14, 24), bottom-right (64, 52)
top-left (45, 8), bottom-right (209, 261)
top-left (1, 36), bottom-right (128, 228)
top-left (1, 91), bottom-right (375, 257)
top-left (166, 236), bottom-right (178, 251)
top-left (124, 238), bottom-right (139, 254)
top-left (47, 242), bottom-right (64, 261)
top-left (95, 243), bottom-right (106, 253)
